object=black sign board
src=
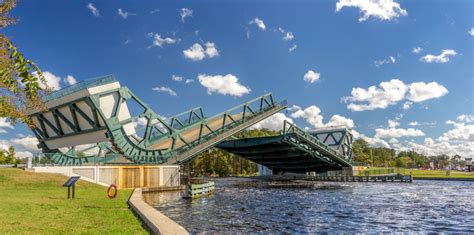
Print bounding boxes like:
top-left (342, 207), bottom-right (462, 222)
top-left (63, 176), bottom-right (80, 199)
top-left (63, 176), bottom-right (80, 187)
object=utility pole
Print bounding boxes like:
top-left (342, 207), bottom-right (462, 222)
top-left (370, 149), bottom-right (373, 167)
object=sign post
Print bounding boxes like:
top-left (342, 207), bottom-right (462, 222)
top-left (63, 176), bottom-right (80, 199)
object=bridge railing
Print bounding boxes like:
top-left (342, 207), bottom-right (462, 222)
top-left (282, 120), bottom-right (352, 167)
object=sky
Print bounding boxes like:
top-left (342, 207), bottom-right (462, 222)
top-left (0, 0), bottom-right (473, 159)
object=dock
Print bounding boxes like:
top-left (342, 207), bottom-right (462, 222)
top-left (259, 174), bottom-right (413, 183)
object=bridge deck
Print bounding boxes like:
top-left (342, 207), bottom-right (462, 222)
top-left (218, 134), bottom-right (348, 173)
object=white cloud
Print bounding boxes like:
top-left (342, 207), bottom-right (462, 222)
top-left (251, 113), bottom-right (293, 131)
top-left (343, 79), bottom-right (448, 111)
top-left (456, 114), bottom-right (474, 123)
top-left (38, 71), bottom-right (62, 91)
top-left (408, 121), bottom-right (419, 126)
top-left (362, 135), bottom-right (390, 148)
top-left (389, 138), bottom-right (399, 144)
top-left (400, 138), bottom-right (474, 159)
top-left (183, 43), bottom-right (205, 61)
top-left (343, 79), bottom-right (407, 111)
top-left (118, 8), bottom-right (136, 19)
top-left (289, 45), bottom-right (297, 52)
top-left (183, 42), bottom-right (219, 61)
top-left (0, 118), bottom-right (13, 129)
top-left (407, 81), bottom-right (448, 102)
top-left (15, 151), bottom-right (33, 159)
top-left (290, 105), bottom-right (354, 129)
top-left (335, 0), bottom-right (407, 22)
top-left (64, 75), bottom-right (77, 86)
top-left (9, 136), bottom-right (39, 151)
top-left (420, 49), bottom-right (457, 63)
top-left (152, 86), bottom-right (177, 96)
top-left (438, 121), bottom-right (474, 143)
top-left (180, 8), bottom-right (193, 23)
top-left (388, 119), bottom-right (400, 128)
top-left (374, 127), bottom-right (425, 139)
top-left (325, 115), bottom-right (355, 128)
top-left (249, 18), bottom-right (266, 31)
top-left (204, 42), bottom-right (219, 58)
top-left (283, 32), bottom-right (294, 41)
top-left (149, 33), bottom-right (177, 48)
top-left (198, 74), bottom-right (251, 97)
top-left (469, 27), bottom-right (474, 36)
top-left (0, 118), bottom-right (13, 134)
top-left (87, 3), bottom-right (100, 17)
top-left (172, 75), bottom-right (193, 85)
top-left (374, 56), bottom-right (396, 67)
top-left (303, 70), bottom-right (321, 83)
top-left (172, 75), bottom-right (183, 82)
top-left (412, 47), bottom-right (423, 54)
top-left (402, 101), bottom-right (413, 110)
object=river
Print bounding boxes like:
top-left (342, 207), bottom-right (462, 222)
top-left (143, 178), bottom-right (474, 233)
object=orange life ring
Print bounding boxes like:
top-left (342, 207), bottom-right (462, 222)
top-left (107, 184), bottom-right (118, 199)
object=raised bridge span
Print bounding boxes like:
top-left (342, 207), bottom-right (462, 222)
top-left (29, 75), bottom-right (354, 173)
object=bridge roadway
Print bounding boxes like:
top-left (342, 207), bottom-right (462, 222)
top-left (217, 121), bottom-right (354, 173)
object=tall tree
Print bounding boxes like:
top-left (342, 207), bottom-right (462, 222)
top-left (0, 0), bottom-right (48, 127)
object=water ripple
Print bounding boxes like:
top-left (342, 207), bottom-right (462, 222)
top-left (144, 178), bottom-right (474, 233)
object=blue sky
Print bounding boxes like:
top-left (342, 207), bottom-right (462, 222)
top-left (0, 0), bottom-right (473, 159)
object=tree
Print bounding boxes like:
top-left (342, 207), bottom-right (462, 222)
top-left (352, 139), bottom-right (370, 163)
top-left (0, 145), bottom-right (18, 164)
top-left (0, 0), bottom-right (48, 127)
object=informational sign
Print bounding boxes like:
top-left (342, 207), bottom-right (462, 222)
top-left (63, 176), bottom-right (80, 187)
top-left (465, 158), bottom-right (472, 166)
top-left (63, 176), bottom-right (80, 199)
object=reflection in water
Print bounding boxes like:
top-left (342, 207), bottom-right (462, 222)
top-left (144, 178), bottom-right (474, 233)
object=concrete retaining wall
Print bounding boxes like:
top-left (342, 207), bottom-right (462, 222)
top-left (128, 188), bottom-right (189, 235)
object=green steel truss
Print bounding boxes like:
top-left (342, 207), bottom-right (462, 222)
top-left (282, 120), bottom-right (353, 167)
top-left (38, 142), bottom-right (122, 166)
top-left (217, 121), bottom-right (354, 173)
top-left (30, 85), bottom-right (287, 165)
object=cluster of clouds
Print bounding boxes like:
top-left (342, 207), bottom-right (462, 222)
top-left (420, 49), bottom-right (457, 63)
top-left (374, 56), bottom-right (396, 67)
top-left (148, 33), bottom-right (177, 48)
top-left (87, 3), bottom-right (191, 23)
top-left (0, 118), bottom-right (13, 134)
top-left (335, 0), bottom-right (408, 22)
top-left (172, 75), bottom-right (193, 84)
top-left (0, 135), bottom-right (40, 159)
top-left (248, 18), bottom-right (297, 52)
top-left (183, 42), bottom-right (219, 61)
top-left (343, 79), bottom-right (448, 111)
top-left (251, 105), bottom-right (355, 132)
top-left (392, 114), bottom-right (474, 158)
top-left (34, 71), bottom-right (78, 91)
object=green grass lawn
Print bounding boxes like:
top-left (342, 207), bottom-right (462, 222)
top-left (395, 168), bottom-right (474, 178)
top-left (0, 168), bottom-right (147, 234)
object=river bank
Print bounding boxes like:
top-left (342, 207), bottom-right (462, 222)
top-left (0, 169), bottom-right (146, 234)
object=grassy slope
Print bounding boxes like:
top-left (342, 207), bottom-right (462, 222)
top-left (395, 168), bottom-right (474, 178)
top-left (0, 168), bottom-right (146, 234)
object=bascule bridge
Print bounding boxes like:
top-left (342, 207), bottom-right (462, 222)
top-left (29, 76), bottom-right (355, 186)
